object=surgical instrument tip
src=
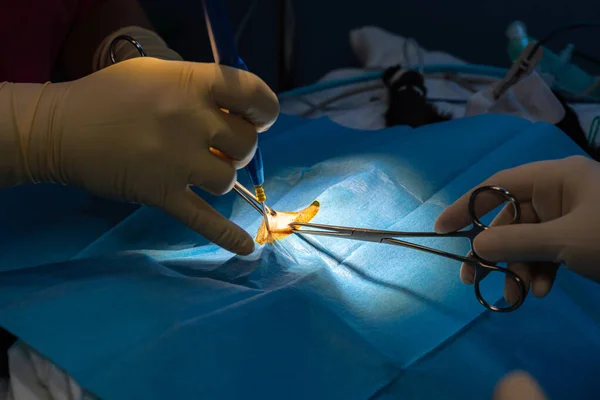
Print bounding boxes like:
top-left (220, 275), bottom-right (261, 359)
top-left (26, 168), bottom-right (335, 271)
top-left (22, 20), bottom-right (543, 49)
top-left (233, 181), bottom-right (277, 220)
top-left (261, 203), bottom-right (271, 232)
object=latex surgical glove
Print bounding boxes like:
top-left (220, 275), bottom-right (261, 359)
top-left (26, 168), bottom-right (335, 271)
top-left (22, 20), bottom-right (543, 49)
top-left (434, 155), bottom-right (600, 303)
top-left (493, 371), bottom-right (548, 400)
top-left (0, 57), bottom-right (279, 255)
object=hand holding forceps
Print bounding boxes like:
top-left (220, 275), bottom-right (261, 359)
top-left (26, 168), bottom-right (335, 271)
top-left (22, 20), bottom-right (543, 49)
top-left (290, 186), bottom-right (528, 313)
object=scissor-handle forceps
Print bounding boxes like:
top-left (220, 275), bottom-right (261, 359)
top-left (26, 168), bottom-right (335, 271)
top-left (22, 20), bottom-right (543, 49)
top-left (290, 186), bottom-right (528, 313)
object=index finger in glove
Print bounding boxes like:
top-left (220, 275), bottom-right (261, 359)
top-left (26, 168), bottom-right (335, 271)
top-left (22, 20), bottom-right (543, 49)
top-left (493, 371), bottom-right (548, 400)
top-left (460, 201), bottom-right (536, 283)
top-left (207, 111), bottom-right (258, 168)
top-left (163, 187), bottom-right (255, 255)
top-left (434, 161), bottom-right (552, 234)
top-left (207, 65), bottom-right (279, 132)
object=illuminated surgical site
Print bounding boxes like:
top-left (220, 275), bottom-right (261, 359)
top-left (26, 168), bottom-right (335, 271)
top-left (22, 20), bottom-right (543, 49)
top-left (255, 200), bottom-right (320, 245)
top-left (2, 3), bottom-right (600, 400)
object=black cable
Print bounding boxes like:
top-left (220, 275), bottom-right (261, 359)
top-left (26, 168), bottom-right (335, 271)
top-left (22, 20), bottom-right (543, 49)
top-left (562, 97), bottom-right (600, 104)
top-left (299, 84), bottom-right (383, 117)
top-left (428, 98), bottom-right (469, 104)
top-left (429, 96), bottom-right (600, 104)
top-left (528, 22), bottom-right (600, 61)
top-left (572, 49), bottom-right (600, 71)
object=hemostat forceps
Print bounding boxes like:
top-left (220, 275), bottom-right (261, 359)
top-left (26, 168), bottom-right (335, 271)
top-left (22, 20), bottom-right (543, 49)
top-left (233, 182), bottom-right (276, 219)
top-left (290, 186), bottom-right (528, 313)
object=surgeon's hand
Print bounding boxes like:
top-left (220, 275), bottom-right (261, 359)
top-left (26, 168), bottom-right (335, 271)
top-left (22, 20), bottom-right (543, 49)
top-left (0, 58), bottom-right (279, 255)
top-left (493, 371), bottom-right (548, 400)
top-left (434, 155), bottom-right (600, 303)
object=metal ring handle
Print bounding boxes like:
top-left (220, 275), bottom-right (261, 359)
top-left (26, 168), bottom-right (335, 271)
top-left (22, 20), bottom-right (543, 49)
top-left (468, 185), bottom-right (526, 312)
top-left (473, 263), bottom-right (527, 312)
top-left (109, 35), bottom-right (147, 65)
top-left (468, 185), bottom-right (521, 230)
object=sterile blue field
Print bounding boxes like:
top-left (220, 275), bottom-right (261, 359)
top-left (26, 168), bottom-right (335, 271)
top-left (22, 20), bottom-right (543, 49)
top-left (0, 113), bottom-right (599, 399)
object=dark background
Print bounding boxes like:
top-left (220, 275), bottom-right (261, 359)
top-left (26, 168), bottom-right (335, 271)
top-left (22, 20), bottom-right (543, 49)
top-left (137, 0), bottom-right (600, 93)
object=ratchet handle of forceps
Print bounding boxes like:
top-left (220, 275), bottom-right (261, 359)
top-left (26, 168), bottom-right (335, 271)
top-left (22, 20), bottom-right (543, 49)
top-left (109, 35), bottom-right (147, 65)
top-left (470, 260), bottom-right (527, 313)
top-left (291, 186), bottom-right (528, 312)
top-left (465, 186), bottom-right (527, 312)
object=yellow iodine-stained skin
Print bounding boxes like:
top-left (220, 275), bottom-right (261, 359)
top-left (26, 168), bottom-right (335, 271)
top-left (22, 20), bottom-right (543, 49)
top-left (255, 201), bottom-right (320, 245)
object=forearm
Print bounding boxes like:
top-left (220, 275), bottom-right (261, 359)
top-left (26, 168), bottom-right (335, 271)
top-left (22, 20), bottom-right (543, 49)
top-left (0, 82), bottom-right (39, 187)
top-left (0, 82), bottom-right (65, 187)
top-left (58, 0), bottom-right (181, 80)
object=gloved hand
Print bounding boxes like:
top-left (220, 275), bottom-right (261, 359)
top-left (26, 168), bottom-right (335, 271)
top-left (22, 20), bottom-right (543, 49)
top-left (434, 155), bottom-right (600, 303)
top-left (493, 371), bottom-right (548, 400)
top-left (0, 57), bottom-right (279, 255)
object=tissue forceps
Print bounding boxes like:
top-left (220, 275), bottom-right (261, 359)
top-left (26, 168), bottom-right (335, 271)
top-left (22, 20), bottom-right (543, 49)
top-left (233, 182), bottom-right (276, 218)
top-left (290, 185), bottom-right (528, 313)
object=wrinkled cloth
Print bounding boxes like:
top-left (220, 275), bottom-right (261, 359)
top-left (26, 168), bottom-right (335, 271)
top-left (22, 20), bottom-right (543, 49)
top-left (280, 25), bottom-right (600, 146)
top-left (465, 70), bottom-right (566, 124)
top-left (0, 113), bottom-right (598, 399)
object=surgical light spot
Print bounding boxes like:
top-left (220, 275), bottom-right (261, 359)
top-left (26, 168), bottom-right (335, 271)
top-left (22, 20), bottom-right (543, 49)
top-left (255, 201), bottom-right (320, 245)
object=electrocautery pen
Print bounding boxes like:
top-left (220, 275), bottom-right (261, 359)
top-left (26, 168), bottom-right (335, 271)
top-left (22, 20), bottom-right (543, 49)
top-left (201, 0), bottom-right (272, 231)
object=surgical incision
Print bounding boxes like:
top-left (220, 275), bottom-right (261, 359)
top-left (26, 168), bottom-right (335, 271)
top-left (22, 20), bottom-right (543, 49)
top-left (255, 201), bottom-right (320, 245)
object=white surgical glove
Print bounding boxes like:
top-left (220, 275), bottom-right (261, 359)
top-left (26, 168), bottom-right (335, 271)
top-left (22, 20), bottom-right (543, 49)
top-left (0, 57), bottom-right (279, 255)
top-left (435, 155), bottom-right (600, 303)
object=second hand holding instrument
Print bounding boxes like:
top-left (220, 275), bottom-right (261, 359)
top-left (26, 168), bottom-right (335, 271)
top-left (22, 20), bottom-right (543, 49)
top-left (290, 186), bottom-right (528, 313)
top-left (202, 0), bottom-right (273, 231)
